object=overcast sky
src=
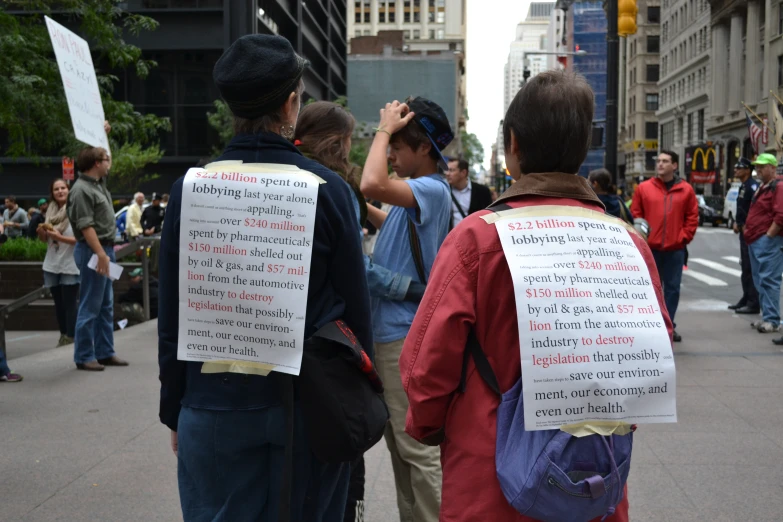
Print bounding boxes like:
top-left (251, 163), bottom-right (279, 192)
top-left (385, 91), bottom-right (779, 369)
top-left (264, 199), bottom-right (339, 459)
top-left (465, 0), bottom-right (534, 169)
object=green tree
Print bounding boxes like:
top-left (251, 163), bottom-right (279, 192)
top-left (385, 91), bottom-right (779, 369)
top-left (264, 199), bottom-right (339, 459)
top-left (0, 0), bottom-right (170, 192)
top-left (206, 100), bottom-right (234, 156)
top-left (460, 129), bottom-right (484, 171)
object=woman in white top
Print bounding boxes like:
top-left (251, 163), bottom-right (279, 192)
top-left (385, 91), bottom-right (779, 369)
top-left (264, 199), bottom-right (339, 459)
top-left (37, 179), bottom-right (80, 347)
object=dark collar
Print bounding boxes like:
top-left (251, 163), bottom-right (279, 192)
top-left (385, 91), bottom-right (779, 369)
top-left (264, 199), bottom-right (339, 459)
top-left (225, 132), bottom-right (303, 156)
top-left (78, 172), bottom-right (103, 183)
top-left (492, 172), bottom-right (604, 209)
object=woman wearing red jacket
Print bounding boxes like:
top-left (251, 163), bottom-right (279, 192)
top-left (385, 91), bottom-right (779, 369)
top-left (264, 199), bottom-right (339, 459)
top-left (399, 71), bottom-right (673, 522)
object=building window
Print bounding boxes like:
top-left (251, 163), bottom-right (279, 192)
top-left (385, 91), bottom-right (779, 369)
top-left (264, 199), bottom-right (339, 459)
top-left (437, 10), bottom-right (445, 23)
top-left (698, 109), bottom-right (705, 140)
top-left (779, 4), bottom-right (783, 35)
top-left (429, 29), bottom-right (435, 38)
top-left (687, 113), bottom-right (693, 142)
top-left (437, 28), bottom-right (444, 38)
top-left (647, 35), bottom-right (660, 53)
top-left (645, 122), bottom-right (658, 139)
top-left (379, 12), bottom-right (385, 22)
top-left (647, 64), bottom-right (660, 82)
top-left (645, 151), bottom-right (657, 171)
top-left (646, 94), bottom-right (659, 111)
top-left (648, 6), bottom-right (660, 23)
top-left (779, 55), bottom-right (783, 87)
top-left (661, 122), bottom-right (674, 150)
top-left (355, 29), bottom-right (362, 37)
top-left (364, 11), bottom-right (370, 22)
top-left (413, 29), bottom-right (421, 39)
top-left (389, 10), bottom-right (395, 21)
top-left (404, 0), bottom-right (411, 22)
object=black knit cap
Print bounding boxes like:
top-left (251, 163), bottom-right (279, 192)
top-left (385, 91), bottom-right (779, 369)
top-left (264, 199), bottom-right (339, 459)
top-left (213, 34), bottom-right (309, 119)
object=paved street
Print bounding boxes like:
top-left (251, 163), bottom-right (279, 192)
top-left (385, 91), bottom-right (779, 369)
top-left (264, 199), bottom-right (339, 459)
top-left (3, 225), bottom-right (783, 521)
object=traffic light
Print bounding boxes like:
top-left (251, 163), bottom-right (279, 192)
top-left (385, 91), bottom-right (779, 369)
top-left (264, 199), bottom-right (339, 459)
top-left (618, 0), bottom-right (638, 36)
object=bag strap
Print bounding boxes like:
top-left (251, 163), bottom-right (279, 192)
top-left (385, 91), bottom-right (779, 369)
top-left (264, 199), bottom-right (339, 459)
top-left (407, 216), bottom-right (427, 284)
top-left (458, 329), bottom-right (501, 397)
top-left (450, 190), bottom-right (468, 219)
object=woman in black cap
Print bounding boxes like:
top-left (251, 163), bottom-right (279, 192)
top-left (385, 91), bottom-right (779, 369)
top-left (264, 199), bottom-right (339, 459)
top-left (157, 35), bottom-right (373, 522)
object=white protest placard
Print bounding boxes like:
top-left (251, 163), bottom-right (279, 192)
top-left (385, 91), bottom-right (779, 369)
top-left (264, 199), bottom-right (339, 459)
top-left (495, 206), bottom-right (676, 431)
top-left (45, 16), bottom-right (110, 152)
top-left (178, 166), bottom-right (320, 375)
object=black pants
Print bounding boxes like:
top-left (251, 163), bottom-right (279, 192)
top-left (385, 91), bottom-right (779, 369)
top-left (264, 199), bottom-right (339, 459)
top-left (50, 284), bottom-right (79, 338)
top-left (343, 455), bottom-right (365, 522)
top-left (739, 231), bottom-right (760, 308)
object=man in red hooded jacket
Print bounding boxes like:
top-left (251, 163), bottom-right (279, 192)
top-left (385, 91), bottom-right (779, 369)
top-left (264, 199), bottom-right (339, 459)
top-left (399, 70), bottom-right (673, 522)
top-left (631, 151), bottom-right (698, 342)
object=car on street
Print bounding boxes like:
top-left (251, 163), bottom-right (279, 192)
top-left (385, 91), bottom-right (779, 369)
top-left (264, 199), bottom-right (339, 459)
top-left (698, 194), bottom-right (724, 227)
top-left (723, 182), bottom-right (740, 228)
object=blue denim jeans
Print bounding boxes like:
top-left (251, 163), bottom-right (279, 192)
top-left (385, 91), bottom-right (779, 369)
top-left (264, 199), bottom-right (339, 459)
top-left (73, 242), bottom-right (116, 364)
top-left (651, 248), bottom-right (685, 328)
top-left (177, 405), bottom-right (350, 522)
top-left (0, 347), bottom-right (11, 376)
top-left (748, 235), bottom-right (783, 326)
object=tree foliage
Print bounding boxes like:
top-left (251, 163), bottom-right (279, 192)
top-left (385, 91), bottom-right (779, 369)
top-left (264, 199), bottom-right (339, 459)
top-left (460, 129), bottom-right (484, 171)
top-left (0, 0), bottom-right (170, 192)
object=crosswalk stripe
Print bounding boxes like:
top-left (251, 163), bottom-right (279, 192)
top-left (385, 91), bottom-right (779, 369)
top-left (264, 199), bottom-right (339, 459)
top-left (689, 258), bottom-right (742, 277)
top-left (722, 256), bottom-right (740, 263)
top-left (683, 269), bottom-right (728, 286)
top-left (696, 228), bottom-right (733, 234)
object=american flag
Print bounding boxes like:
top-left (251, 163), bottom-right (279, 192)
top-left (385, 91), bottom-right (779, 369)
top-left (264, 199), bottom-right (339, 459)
top-left (746, 111), bottom-right (763, 154)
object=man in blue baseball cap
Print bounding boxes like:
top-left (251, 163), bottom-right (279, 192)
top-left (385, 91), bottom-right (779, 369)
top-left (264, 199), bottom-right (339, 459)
top-left (359, 97), bottom-right (453, 522)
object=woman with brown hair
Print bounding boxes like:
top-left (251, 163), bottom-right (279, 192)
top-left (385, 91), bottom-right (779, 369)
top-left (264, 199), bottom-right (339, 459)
top-left (37, 179), bottom-right (80, 347)
top-left (294, 102), bottom-right (424, 522)
top-left (295, 101), bottom-right (426, 304)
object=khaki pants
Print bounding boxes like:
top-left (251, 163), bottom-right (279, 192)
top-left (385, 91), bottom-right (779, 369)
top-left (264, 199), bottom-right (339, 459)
top-left (375, 338), bottom-right (442, 522)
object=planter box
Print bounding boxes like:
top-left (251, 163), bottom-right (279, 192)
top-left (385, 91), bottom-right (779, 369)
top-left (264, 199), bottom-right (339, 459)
top-left (0, 261), bottom-right (144, 331)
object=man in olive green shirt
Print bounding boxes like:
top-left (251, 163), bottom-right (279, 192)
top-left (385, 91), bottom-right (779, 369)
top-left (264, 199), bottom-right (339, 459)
top-left (67, 145), bottom-right (128, 371)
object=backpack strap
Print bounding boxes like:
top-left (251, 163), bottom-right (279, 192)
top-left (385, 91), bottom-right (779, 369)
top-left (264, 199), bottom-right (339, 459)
top-left (407, 216), bottom-right (427, 284)
top-left (458, 329), bottom-right (501, 397)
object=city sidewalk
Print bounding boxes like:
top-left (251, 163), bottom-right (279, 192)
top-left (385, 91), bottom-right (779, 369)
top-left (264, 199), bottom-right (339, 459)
top-left (2, 306), bottom-right (783, 521)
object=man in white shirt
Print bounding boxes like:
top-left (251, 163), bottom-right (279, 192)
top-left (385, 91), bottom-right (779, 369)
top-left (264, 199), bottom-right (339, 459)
top-left (126, 192), bottom-right (144, 239)
top-left (445, 158), bottom-right (493, 228)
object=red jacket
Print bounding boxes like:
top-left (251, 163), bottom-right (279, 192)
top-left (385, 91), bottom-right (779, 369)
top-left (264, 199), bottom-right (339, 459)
top-left (400, 173), bottom-right (673, 522)
top-left (743, 176), bottom-right (783, 244)
top-left (631, 177), bottom-right (699, 251)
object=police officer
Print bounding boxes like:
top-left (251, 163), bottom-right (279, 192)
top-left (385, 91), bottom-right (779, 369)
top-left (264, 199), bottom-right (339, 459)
top-left (729, 157), bottom-right (760, 314)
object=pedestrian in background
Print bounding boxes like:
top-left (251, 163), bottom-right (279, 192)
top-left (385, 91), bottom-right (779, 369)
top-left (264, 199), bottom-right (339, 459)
top-left (360, 96), bottom-right (453, 522)
top-left (631, 150), bottom-right (699, 342)
top-left (0, 347), bottom-right (22, 382)
top-left (37, 179), bottom-right (80, 347)
top-left (445, 157), bottom-right (493, 228)
top-left (728, 157), bottom-right (760, 314)
top-left (3, 196), bottom-right (29, 238)
top-left (27, 198), bottom-right (48, 239)
top-left (127, 192), bottom-right (144, 239)
top-left (141, 193), bottom-right (165, 235)
top-left (68, 145), bottom-right (128, 371)
top-left (589, 168), bottom-right (634, 224)
top-left (158, 34), bottom-right (372, 522)
top-left (741, 154), bottom-right (783, 334)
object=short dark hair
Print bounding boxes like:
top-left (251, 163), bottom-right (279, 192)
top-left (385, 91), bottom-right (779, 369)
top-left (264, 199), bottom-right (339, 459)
top-left (232, 80), bottom-right (305, 135)
top-left (503, 70), bottom-right (594, 174)
top-left (4, 196), bottom-right (16, 204)
top-left (659, 150), bottom-right (679, 165)
top-left (449, 158), bottom-right (469, 172)
top-left (588, 168), bottom-right (615, 194)
top-left (76, 147), bottom-right (108, 173)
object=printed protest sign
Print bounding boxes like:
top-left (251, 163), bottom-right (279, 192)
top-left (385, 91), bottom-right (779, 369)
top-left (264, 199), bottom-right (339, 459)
top-left (178, 166), bottom-right (320, 375)
top-left (45, 16), bottom-right (109, 152)
top-left (495, 206), bottom-right (676, 431)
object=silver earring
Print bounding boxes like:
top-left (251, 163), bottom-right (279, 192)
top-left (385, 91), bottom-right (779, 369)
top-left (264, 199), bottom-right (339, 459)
top-left (280, 124), bottom-right (295, 140)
